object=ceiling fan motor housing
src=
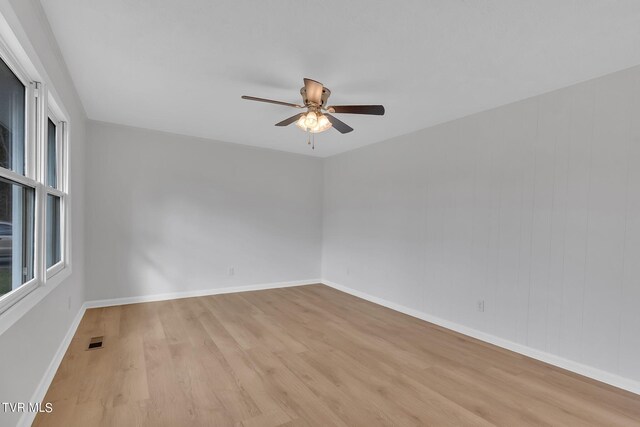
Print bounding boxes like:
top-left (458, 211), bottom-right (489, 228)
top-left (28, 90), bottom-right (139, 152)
top-left (300, 86), bottom-right (331, 109)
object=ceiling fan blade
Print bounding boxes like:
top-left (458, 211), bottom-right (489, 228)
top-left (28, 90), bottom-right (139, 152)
top-left (241, 95), bottom-right (303, 108)
top-left (303, 78), bottom-right (324, 105)
top-left (326, 114), bottom-right (354, 134)
top-left (275, 113), bottom-right (305, 127)
top-left (327, 105), bottom-right (385, 115)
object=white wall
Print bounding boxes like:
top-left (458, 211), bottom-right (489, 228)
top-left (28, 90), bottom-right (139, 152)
top-left (85, 121), bottom-right (323, 301)
top-left (0, 0), bottom-right (86, 426)
top-left (322, 66), bottom-right (640, 383)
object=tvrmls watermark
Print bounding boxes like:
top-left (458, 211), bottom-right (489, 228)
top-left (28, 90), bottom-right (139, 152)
top-left (2, 402), bottom-right (53, 414)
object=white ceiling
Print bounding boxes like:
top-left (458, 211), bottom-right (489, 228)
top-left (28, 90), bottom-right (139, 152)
top-left (41, 0), bottom-right (640, 157)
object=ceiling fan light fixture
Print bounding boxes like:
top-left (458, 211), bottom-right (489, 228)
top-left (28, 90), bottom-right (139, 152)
top-left (316, 114), bottom-right (331, 131)
top-left (296, 112), bottom-right (332, 133)
top-left (304, 111), bottom-right (318, 128)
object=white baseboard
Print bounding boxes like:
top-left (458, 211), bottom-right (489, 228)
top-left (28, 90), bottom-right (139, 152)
top-left (84, 279), bottom-right (321, 309)
top-left (321, 279), bottom-right (640, 396)
top-left (18, 302), bottom-right (87, 427)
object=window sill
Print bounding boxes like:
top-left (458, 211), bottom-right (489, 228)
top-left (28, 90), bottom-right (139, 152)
top-left (47, 261), bottom-right (65, 279)
top-left (0, 266), bottom-right (72, 336)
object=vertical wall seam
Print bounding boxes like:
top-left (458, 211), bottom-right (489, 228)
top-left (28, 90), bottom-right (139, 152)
top-left (545, 96), bottom-right (561, 353)
top-left (525, 96), bottom-right (541, 346)
top-left (615, 72), bottom-right (636, 374)
top-left (579, 80), bottom-right (596, 363)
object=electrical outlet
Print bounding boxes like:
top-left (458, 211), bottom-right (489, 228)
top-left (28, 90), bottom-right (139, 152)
top-left (477, 300), bottom-right (485, 312)
top-left (229, 267), bottom-right (235, 276)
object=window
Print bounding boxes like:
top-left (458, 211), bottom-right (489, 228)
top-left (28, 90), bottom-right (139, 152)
top-left (45, 112), bottom-right (65, 275)
top-left (0, 55), bottom-right (25, 175)
top-left (46, 194), bottom-right (61, 268)
top-left (0, 178), bottom-right (35, 296)
top-left (0, 44), bottom-right (70, 314)
top-left (47, 118), bottom-right (57, 187)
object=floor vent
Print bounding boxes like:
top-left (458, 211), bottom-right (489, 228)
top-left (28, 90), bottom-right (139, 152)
top-left (87, 336), bottom-right (104, 350)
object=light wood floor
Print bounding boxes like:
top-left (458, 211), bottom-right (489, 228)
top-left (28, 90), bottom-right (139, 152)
top-left (35, 284), bottom-right (640, 426)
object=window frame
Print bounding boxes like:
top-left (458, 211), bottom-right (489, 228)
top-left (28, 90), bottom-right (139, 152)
top-left (44, 106), bottom-right (67, 278)
top-left (0, 33), bottom-right (71, 316)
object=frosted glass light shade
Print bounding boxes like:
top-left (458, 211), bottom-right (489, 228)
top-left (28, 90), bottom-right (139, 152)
top-left (295, 112), bottom-right (333, 133)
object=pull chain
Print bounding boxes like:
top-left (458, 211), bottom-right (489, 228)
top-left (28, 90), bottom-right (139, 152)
top-left (306, 129), bottom-right (315, 150)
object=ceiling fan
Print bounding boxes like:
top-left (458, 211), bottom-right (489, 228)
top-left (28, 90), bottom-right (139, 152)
top-left (241, 78), bottom-right (385, 137)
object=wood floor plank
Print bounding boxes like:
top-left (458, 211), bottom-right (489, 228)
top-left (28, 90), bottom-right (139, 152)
top-left (34, 284), bottom-right (640, 426)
